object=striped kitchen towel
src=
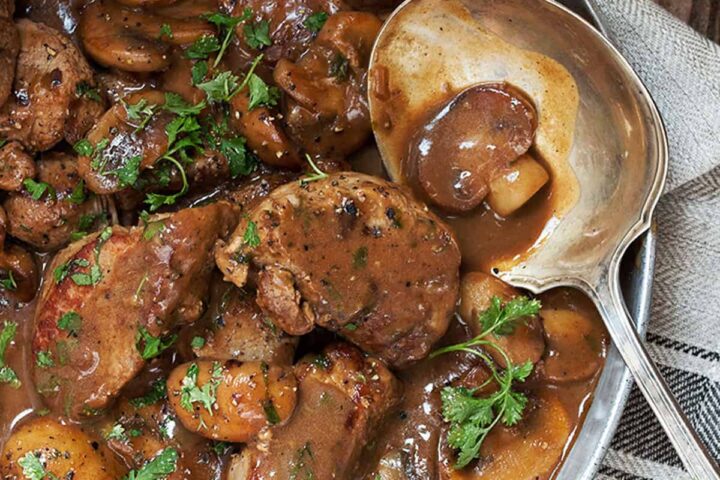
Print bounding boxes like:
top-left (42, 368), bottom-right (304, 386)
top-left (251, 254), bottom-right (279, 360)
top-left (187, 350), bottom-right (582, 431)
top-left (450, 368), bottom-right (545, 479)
top-left (587, 0), bottom-right (720, 478)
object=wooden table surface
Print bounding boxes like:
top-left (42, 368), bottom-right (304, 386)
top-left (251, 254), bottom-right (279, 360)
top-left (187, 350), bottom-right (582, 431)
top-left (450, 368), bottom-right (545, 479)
top-left (653, 0), bottom-right (719, 41)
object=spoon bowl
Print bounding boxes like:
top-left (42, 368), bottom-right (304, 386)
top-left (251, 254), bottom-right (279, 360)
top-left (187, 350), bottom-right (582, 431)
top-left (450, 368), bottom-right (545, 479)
top-left (369, 0), bottom-right (720, 478)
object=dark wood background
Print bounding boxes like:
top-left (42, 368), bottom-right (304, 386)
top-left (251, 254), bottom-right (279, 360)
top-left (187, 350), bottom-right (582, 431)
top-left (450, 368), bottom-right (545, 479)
top-left (653, 0), bottom-right (719, 41)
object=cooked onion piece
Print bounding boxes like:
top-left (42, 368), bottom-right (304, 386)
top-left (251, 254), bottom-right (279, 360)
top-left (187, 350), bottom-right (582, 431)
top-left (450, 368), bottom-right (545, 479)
top-left (486, 154), bottom-right (550, 217)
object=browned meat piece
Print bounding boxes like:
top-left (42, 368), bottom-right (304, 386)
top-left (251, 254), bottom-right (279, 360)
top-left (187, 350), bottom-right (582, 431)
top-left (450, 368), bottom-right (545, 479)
top-left (216, 172), bottom-right (460, 367)
top-left (274, 12), bottom-right (382, 158)
top-left (79, 0), bottom-right (214, 73)
top-left (0, 141), bottom-right (35, 191)
top-left (226, 0), bottom-right (346, 64)
top-left (459, 272), bottom-right (545, 368)
top-left (4, 152), bottom-right (103, 251)
top-left (412, 83), bottom-right (537, 213)
top-left (0, 19), bottom-right (96, 152)
top-left (228, 343), bottom-right (401, 480)
top-left (32, 201), bottom-right (238, 418)
top-left (98, 395), bottom-right (223, 479)
top-left (188, 275), bottom-right (298, 365)
top-left (0, 243), bottom-right (39, 303)
top-left (64, 95), bottom-right (108, 146)
top-left (0, 0), bottom-right (19, 107)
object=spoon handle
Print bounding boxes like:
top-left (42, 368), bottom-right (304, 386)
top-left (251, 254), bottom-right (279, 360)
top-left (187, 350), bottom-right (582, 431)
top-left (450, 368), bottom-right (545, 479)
top-left (593, 275), bottom-right (720, 479)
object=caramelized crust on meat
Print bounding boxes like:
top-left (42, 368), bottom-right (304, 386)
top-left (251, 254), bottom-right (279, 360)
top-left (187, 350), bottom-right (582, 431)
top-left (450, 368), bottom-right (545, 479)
top-left (216, 172), bottom-right (461, 367)
top-left (32, 201), bottom-right (238, 418)
top-left (228, 343), bottom-right (401, 480)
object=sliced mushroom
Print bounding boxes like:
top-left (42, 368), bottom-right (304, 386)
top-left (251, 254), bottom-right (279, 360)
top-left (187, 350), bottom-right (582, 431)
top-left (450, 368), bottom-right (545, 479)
top-left (413, 83), bottom-right (537, 213)
top-left (79, 0), bottom-right (214, 72)
top-left (459, 272), bottom-right (545, 368)
top-left (273, 11), bottom-right (383, 158)
top-left (541, 308), bottom-right (607, 383)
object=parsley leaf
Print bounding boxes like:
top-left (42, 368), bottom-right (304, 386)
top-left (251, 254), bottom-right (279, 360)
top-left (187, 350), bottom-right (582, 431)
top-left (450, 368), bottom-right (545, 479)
top-left (53, 258), bottom-right (89, 284)
top-left (220, 136), bottom-right (256, 178)
top-left (0, 321), bottom-right (21, 389)
top-left (73, 139), bottom-right (94, 156)
top-left (36, 350), bottom-right (54, 368)
top-left (0, 270), bottom-right (17, 291)
top-left (329, 53), bottom-right (349, 81)
top-left (136, 326), bottom-right (177, 360)
top-left (113, 155), bottom-right (142, 188)
top-left (191, 336), bottom-right (205, 349)
top-left (125, 98), bottom-right (158, 132)
top-left (179, 362), bottom-right (223, 421)
top-left (159, 23), bottom-right (173, 39)
top-left (58, 311), bottom-right (82, 336)
top-left (247, 73), bottom-right (280, 110)
top-left (186, 34), bottom-right (221, 60)
top-left (129, 379), bottom-right (167, 409)
top-left (304, 12), bottom-right (328, 33)
top-left (243, 220), bottom-right (260, 248)
top-left (123, 447), bottom-right (178, 480)
top-left (163, 93), bottom-right (206, 116)
top-left (18, 452), bottom-right (51, 480)
top-left (197, 71), bottom-right (240, 104)
top-left (431, 296), bottom-right (541, 468)
top-left (76, 81), bottom-right (102, 102)
top-left (243, 20), bottom-right (271, 49)
top-left (299, 154), bottom-right (328, 185)
top-left (105, 422), bottom-right (128, 441)
top-left (67, 180), bottom-right (86, 204)
top-left (23, 178), bottom-right (55, 201)
top-left (205, 10), bottom-right (251, 67)
top-left (191, 61), bottom-right (209, 85)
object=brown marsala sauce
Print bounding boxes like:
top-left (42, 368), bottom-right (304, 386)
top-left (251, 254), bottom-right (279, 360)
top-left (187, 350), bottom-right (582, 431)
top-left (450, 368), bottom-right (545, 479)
top-left (1, 3), bottom-right (605, 480)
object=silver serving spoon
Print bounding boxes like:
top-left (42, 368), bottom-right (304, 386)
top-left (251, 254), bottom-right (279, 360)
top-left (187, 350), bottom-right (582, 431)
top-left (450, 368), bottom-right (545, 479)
top-left (368, 0), bottom-right (720, 477)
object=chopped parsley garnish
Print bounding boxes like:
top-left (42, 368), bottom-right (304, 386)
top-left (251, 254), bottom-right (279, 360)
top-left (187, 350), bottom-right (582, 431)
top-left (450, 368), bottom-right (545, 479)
top-left (289, 442), bottom-right (315, 479)
top-left (23, 178), bottom-right (55, 201)
top-left (163, 92), bottom-right (206, 116)
top-left (243, 220), bottom-right (260, 248)
top-left (53, 258), bottom-right (89, 284)
top-left (67, 180), bottom-right (86, 204)
top-left (105, 423), bottom-right (128, 441)
top-left (0, 138), bottom-right (6, 148)
top-left (344, 322), bottom-right (358, 331)
top-left (179, 362), bottom-right (223, 423)
top-left (430, 295), bottom-right (541, 468)
top-left (125, 98), bottom-right (158, 132)
top-left (220, 136), bottom-right (256, 178)
top-left (130, 379), bottom-right (167, 409)
top-left (197, 71), bottom-right (241, 104)
top-left (135, 326), bottom-right (178, 360)
top-left (73, 139), bottom-right (94, 156)
top-left (90, 138), bottom-right (111, 172)
top-left (186, 34), bottom-right (221, 60)
top-left (68, 227), bottom-right (112, 287)
top-left (123, 447), bottom-right (178, 480)
top-left (58, 311), bottom-right (82, 336)
top-left (76, 81), bottom-right (102, 102)
top-left (36, 350), bottom-right (54, 368)
top-left (17, 452), bottom-right (51, 480)
top-left (304, 12), bottom-right (328, 33)
top-left (263, 399), bottom-right (280, 424)
top-left (71, 212), bottom-right (105, 242)
top-left (247, 73), bottom-right (280, 110)
top-left (0, 321), bottom-right (21, 389)
top-left (70, 263), bottom-right (101, 286)
top-left (0, 270), bottom-right (17, 291)
top-left (142, 220), bottom-right (165, 241)
top-left (159, 23), bottom-right (173, 39)
top-left (112, 155), bottom-right (142, 188)
top-left (190, 336), bottom-right (206, 349)
top-left (191, 61), bottom-right (209, 85)
top-left (211, 441), bottom-right (231, 455)
top-left (205, 10), bottom-right (251, 67)
top-left (299, 154), bottom-right (328, 185)
top-left (329, 54), bottom-right (349, 81)
top-left (243, 19), bottom-right (271, 49)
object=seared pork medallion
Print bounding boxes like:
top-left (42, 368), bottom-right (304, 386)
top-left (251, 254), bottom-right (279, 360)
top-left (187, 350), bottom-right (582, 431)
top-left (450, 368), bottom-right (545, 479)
top-left (32, 202), bottom-right (238, 418)
top-left (0, 0), bottom-right (611, 478)
top-left (227, 343), bottom-right (401, 479)
top-left (216, 172), bottom-right (461, 367)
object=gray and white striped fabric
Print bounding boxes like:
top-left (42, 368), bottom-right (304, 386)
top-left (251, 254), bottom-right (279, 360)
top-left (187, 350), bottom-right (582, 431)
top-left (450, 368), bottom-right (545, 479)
top-left (586, 0), bottom-right (720, 478)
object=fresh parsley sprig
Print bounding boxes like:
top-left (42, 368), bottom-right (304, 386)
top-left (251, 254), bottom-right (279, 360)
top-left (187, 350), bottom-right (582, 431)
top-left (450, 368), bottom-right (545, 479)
top-left (430, 295), bottom-right (541, 469)
top-left (299, 154), bottom-right (328, 185)
top-left (179, 362), bottom-right (223, 429)
top-left (123, 447), bottom-right (178, 480)
top-left (0, 321), bottom-right (21, 389)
